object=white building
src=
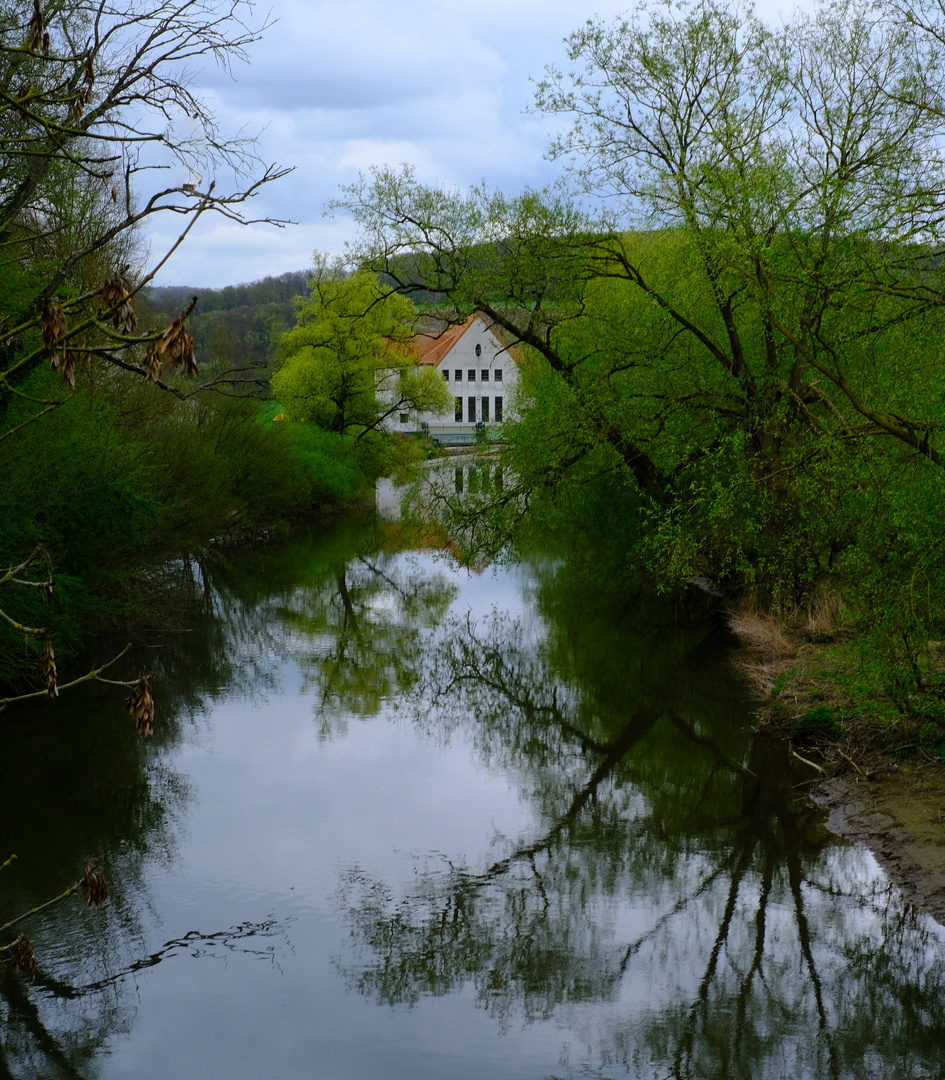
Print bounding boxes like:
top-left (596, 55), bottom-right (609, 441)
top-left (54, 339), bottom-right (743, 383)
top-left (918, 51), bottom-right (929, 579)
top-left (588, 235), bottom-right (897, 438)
top-left (390, 314), bottom-right (520, 444)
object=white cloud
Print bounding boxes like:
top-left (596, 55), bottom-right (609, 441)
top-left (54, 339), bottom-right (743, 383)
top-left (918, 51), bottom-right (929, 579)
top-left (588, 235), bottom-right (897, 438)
top-left (148, 0), bottom-right (815, 287)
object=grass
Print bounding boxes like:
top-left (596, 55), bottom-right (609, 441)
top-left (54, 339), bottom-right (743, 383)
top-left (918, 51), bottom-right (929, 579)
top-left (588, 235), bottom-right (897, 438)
top-left (726, 590), bottom-right (945, 774)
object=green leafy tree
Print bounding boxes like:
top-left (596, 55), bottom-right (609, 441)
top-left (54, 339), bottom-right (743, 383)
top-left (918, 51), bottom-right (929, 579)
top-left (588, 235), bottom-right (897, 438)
top-left (273, 257), bottom-right (452, 440)
top-left (336, 0), bottom-right (945, 588)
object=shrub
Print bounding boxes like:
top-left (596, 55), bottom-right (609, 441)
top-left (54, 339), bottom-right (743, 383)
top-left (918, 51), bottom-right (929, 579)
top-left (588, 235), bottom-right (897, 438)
top-left (793, 706), bottom-right (841, 742)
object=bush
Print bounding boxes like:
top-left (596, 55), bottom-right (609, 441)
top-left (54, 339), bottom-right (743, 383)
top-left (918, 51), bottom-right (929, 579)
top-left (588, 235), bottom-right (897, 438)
top-left (793, 706), bottom-right (842, 742)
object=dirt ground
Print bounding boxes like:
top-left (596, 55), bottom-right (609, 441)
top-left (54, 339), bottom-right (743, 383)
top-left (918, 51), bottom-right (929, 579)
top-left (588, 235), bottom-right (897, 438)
top-left (811, 764), bottom-right (945, 926)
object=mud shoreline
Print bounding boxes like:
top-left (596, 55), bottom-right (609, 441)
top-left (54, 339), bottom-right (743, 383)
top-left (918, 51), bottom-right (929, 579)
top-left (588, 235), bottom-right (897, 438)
top-left (812, 767), bottom-right (945, 927)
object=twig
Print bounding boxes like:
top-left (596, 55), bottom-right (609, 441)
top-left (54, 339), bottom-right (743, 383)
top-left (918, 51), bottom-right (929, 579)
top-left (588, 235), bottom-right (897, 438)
top-left (0, 880), bottom-right (82, 936)
top-left (838, 749), bottom-right (863, 775)
top-left (0, 644), bottom-right (133, 707)
top-left (792, 749), bottom-right (827, 774)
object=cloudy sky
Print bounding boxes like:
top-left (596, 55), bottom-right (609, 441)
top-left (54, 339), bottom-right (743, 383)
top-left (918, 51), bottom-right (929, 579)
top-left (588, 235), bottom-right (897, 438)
top-left (148, 0), bottom-right (801, 288)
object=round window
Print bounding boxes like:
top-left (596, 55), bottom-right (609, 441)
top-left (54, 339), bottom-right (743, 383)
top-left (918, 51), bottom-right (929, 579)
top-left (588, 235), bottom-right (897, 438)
top-left (475, 344), bottom-right (482, 357)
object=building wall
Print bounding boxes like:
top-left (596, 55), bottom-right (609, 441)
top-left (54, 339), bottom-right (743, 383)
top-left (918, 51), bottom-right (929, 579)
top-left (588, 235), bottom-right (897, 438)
top-left (389, 318), bottom-right (518, 438)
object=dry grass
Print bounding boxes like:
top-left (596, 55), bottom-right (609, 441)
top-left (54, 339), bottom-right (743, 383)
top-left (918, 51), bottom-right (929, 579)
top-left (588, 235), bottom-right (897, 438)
top-left (727, 587), bottom-right (856, 728)
top-left (802, 585), bottom-right (845, 642)
top-left (727, 607), bottom-right (798, 700)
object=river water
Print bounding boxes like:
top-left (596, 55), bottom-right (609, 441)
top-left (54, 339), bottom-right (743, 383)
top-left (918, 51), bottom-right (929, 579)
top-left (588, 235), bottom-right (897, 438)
top-left (2, 511), bottom-right (944, 1080)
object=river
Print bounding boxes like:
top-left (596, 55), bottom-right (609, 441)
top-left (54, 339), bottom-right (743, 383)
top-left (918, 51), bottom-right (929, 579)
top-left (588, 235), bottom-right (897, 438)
top-left (1, 510), bottom-right (944, 1079)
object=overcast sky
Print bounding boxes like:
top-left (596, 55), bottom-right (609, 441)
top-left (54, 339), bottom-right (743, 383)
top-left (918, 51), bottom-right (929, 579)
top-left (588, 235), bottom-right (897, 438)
top-left (149, 0), bottom-right (802, 288)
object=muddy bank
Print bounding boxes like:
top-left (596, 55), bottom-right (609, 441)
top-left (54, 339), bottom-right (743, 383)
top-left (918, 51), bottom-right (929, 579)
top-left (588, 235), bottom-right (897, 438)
top-left (724, 601), bottom-right (945, 926)
top-left (812, 766), bottom-right (945, 926)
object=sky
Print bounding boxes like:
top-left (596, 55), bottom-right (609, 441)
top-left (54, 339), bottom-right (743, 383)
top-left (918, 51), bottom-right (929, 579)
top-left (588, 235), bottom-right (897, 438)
top-left (148, 0), bottom-right (802, 289)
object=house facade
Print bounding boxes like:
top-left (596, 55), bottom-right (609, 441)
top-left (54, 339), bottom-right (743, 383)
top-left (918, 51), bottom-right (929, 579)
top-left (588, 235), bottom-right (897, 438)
top-left (389, 315), bottom-right (519, 444)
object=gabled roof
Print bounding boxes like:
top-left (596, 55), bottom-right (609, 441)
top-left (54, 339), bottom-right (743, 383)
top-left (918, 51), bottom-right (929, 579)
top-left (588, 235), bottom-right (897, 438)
top-left (412, 316), bottom-right (476, 366)
top-left (408, 314), bottom-right (520, 367)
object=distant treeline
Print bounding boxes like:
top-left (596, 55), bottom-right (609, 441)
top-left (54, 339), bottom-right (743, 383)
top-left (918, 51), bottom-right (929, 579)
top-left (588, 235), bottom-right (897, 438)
top-left (143, 270), bottom-right (313, 380)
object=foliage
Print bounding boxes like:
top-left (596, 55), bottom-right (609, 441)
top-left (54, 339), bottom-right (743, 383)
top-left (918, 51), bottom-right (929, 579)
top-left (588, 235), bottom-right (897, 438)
top-left (0, 0), bottom-right (290, 424)
top-left (143, 270), bottom-right (313, 381)
top-left (793, 706), bottom-right (841, 742)
top-left (0, 356), bottom-right (363, 689)
top-left (0, 0), bottom-right (301, 693)
top-left (272, 256), bottom-right (452, 485)
top-left (334, 0), bottom-right (945, 713)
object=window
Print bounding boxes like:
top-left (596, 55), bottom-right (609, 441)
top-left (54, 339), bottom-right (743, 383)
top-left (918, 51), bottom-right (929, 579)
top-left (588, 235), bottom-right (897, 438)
top-left (455, 369), bottom-right (462, 381)
top-left (442, 369), bottom-right (449, 380)
top-left (481, 369), bottom-right (489, 382)
top-left (481, 396), bottom-right (489, 422)
top-left (454, 467), bottom-right (464, 494)
top-left (495, 396), bottom-right (503, 422)
top-left (494, 369), bottom-right (503, 383)
top-left (467, 369), bottom-right (476, 382)
top-left (454, 396), bottom-right (463, 422)
top-left (475, 343), bottom-right (482, 357)
top-left (399, 413), bottom-right (408, 424)
top-left (467, 396), bottom-right (476, 422)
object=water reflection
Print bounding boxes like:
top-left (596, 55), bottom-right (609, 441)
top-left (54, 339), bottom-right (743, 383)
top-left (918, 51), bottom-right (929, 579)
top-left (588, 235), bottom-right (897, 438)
top-left (337, 583), bottom-right (945, 1079)
top-left (2, 515), bottom-right (944, 1080)
top-left (282, 551), bottom-right (455, 728)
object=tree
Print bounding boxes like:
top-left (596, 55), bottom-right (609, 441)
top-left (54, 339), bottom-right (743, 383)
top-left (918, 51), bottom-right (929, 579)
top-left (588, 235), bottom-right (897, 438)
top-left (272, 257), bottom-right (452, 443)
top-left (0, 0), bottom-right (290, 698)
top-left (0, 0), bottom-right (290, 431)
top-left (335, 0), bottom-right (945, 606)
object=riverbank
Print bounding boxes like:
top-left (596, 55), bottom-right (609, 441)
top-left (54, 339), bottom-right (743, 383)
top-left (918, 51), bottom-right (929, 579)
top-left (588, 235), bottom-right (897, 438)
top-left (728, 603), bottom-right (945, 925)
top-left (813, 768), bottom-right (945, 925)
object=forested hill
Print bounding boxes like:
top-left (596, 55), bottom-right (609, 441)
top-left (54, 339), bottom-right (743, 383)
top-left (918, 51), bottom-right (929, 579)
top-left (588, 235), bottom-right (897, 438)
top-left (144, 270), bottom-right (312, 376)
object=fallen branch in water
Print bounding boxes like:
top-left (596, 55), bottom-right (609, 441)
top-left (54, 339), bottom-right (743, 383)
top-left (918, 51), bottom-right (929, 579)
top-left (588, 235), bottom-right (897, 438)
top-left (792, 749), bottom-right (827, 775)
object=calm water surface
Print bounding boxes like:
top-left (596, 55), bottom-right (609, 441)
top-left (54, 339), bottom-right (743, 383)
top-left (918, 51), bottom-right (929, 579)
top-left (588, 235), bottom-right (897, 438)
top-left (2, 512), bottom-right (944, 1080)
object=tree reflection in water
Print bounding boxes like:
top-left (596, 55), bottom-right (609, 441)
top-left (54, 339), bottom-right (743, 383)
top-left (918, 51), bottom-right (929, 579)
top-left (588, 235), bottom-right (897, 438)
top-left (0, 525), bottom-right (330, 1080)
top-left (338, 598), bottom-right (945, 1079)
top-left (4, 519), bottom-right (945, 1079)
top-left (282, 552), bottom-right (457, 733)
top-left (0, 514), bottom-right (454, 1079)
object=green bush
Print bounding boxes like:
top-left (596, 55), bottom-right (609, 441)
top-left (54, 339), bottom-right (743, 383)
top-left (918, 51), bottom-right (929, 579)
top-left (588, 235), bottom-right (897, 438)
top-left (793, 706), bottom-right (842, 742)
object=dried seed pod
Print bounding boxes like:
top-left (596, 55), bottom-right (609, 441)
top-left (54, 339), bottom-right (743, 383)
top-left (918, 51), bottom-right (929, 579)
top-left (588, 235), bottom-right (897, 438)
top-left (40, 301), bottom-right (67, 368)
top-left (79, 864), bottom-right (109, 906)
top-left (125, 676), bottom-right (154, 735)
top-left (144, 342), bottom-right (161, 382)
top-left (26, 0), bottom-right (43, 51)
top-left (102, 271), bottom-right (136, 334)
top-left (7, 936), bottom-right (36, 975)
top-left (40, 639), bottom-right (57, 698)
top-left (159, 316), bottom-right (197, 378)
top-left (61, 352), bottom-right (75, 389)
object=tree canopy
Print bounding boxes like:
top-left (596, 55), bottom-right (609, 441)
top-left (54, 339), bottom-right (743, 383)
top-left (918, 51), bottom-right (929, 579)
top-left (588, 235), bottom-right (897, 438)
top-left (333, 0), bottom-right (945, 709)
top-left (273, 260), bottom-right (452, 441)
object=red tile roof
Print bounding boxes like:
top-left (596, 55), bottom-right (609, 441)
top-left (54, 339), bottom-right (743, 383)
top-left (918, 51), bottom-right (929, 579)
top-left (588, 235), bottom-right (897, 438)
top-left (412, 317), bottom-right (475, 366)
top-left (407, 314), bottom-right (520, 367)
